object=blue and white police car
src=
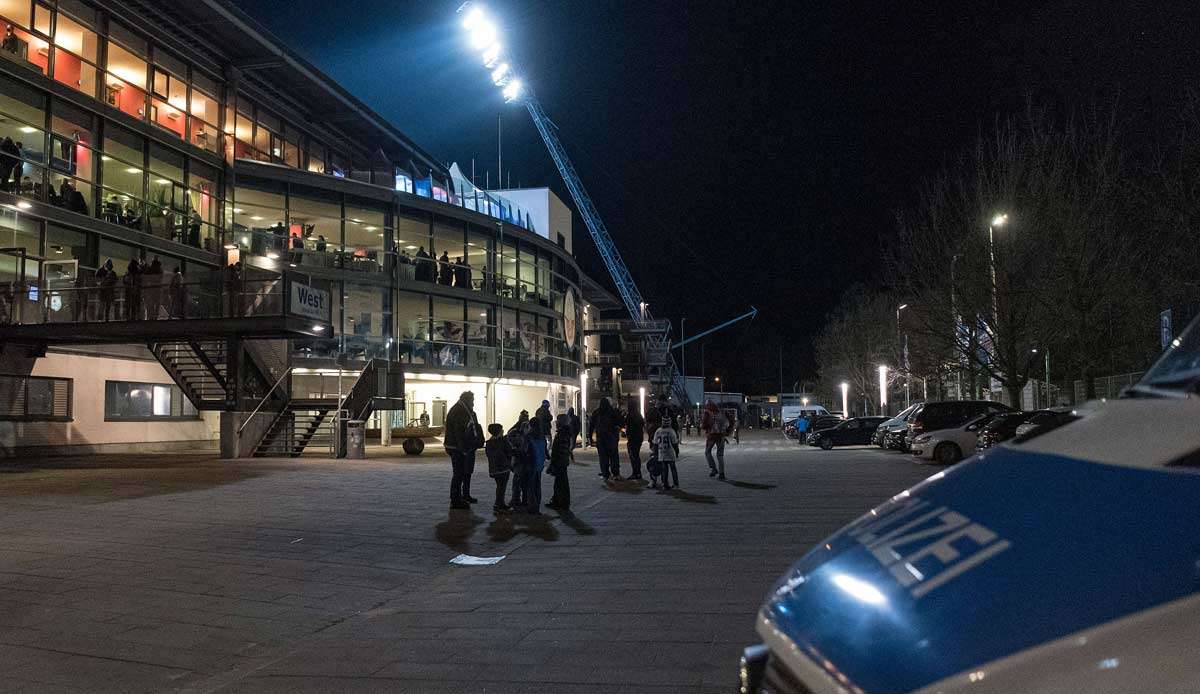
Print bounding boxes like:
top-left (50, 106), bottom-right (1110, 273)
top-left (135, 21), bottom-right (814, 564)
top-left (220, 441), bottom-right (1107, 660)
top-left (740, 317), bottom-right (1200, 693)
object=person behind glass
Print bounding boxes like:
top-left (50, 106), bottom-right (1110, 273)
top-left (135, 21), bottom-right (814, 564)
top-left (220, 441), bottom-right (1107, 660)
top-left (546, 414), bottom-right (573, 511)
top-left (223, 260), bottom-right (242, 317)
top-left (653, 415), bottom-right (681, 490)
top-left (508, 410), bottom-right (531, 509)
top-left (0, 137), bottom-right (17, 192)
top-left (72, 265), bottom-right (89, 321)
top-left (445, 390), bottom-right (484, 510)
top-left (523, 416), bottom-right (547, 514)
top-left (624, 397), bottom-right (645, 480)
top-left (10, 142), bottom-right (23, 190)
top-left (122, 259), bottom-right (141, 321)
top-left (485, 423), bottom-right (514, 513)
top-left (97, 259), bottom-right (115, 321)
top-left (169, 266), bottom-right (186, 318)
top-left (414, 246), bottom-right (431, 281)
top-left (461, 257), bottom-right (472, 290)
top-left (2, 25), bottom-right (18, 55)
top-left (438, 251), bottom-right (452, 285)
top-left (142, 255), bottom-right (163, 320)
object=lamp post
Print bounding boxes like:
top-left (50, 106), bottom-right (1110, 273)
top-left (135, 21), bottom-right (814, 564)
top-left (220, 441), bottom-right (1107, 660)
top-left (896, 303), bottom-right (909, 407)
top-left (638, 386), bottom-right (646, 417)
top-left (840, 382), bottom-right (849, 418)
top-left (716, 376), bottom-right (723, 399)
top-left (989, 214), bottom-right (1007, 334)
top-left (878, 365), bottom-right (889, 415)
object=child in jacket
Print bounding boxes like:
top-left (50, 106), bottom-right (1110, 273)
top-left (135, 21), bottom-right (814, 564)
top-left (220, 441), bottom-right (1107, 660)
top-left (653, 424), bottom-right (680, 490)
top-left (547, 414), bottom-right (573, 511)
top-left (485, 423), bottom-right (513, 513)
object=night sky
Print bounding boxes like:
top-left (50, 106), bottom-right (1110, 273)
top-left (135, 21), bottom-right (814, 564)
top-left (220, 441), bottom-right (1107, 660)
top-left (231, 0), bottom-right (1200, 394)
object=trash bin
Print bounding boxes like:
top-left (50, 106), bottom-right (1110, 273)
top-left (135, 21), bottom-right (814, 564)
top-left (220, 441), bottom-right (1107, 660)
top-left (346, 420), bottom-right (366, 459)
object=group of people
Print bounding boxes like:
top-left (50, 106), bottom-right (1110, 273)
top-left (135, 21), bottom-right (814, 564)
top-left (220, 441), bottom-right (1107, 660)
top-left (406, 247), bottom-right (473, 289)
top-left (442, 393), bottom-right (740, 514)
top-left (91, 257), bottom-right (187, 322)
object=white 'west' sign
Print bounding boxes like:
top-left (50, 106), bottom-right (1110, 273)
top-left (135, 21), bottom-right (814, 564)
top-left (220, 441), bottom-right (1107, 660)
top-left (290, 282), bottom-right (330, 322)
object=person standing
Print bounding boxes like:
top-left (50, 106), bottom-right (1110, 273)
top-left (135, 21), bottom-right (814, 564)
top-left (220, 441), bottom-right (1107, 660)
top-left (485, 423), bottom-right (513, 513)
top-left (524, 417), bottom-right (547, 514)
top-left (122, 259), bottom-right (142, 321)
top-left (444, 391), bottom-right (484, 510)
top-left (653, 419), bottom-right (681, 490)
top-left (0, 137), bottom-right (15, 192)
top-left (508, 411), bottom-right (531, 509)
top-left (438, 251), bottom-right (452, 285)
top-left (536, 399), bottom-right (553, 446)
top-left (624, 397), bottom-right (645, 481)
top-left (588, 397), bottom-right (622, 482)
top-left (701, 400), bottom-right (729, 480)
top-left (169, 266), bottom-right (186, 318)
top-left (143, 256), bottom-right (163, 320)
top-left (546, 414), bottom-right (573, 511)
top-left (97, 259), bottom-right (116, 321)
top-left (567, 406), bottom-right (581, 447)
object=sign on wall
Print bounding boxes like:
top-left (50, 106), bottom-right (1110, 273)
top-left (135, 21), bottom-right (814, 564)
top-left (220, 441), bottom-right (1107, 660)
top-left (289, 281), bottom-right (331, 322)
top-left (563, 289), bottom-right (577, 348)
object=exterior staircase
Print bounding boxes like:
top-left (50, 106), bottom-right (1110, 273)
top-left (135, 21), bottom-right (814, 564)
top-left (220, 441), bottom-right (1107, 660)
top-left (150, 340), bottom-right (228, 409)
top-left (252, 399), bottom-right (336, 457)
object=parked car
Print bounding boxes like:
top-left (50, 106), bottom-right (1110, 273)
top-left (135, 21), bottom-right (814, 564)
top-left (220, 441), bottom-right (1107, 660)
top-left (808, 416), bottom-right (890, 450)
top-left (976, 411), bottom-right (1037, 450)
top-left (911, 414), bottom-right (992, 464)
top-left (905, 400), bottom-right (1012, 449)
top-left (873, 402), bottom-right (922, 449)
top-left (804, 415), bottom-right (848, 445)
top-left (739, 313), bottom-right (1200, 694)
top-left (1014, 408), bottom-right (1080, 438)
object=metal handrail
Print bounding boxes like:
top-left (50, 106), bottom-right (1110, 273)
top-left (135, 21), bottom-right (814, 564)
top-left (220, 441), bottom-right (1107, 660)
top-left (237, 366), bottom-right (294, 433)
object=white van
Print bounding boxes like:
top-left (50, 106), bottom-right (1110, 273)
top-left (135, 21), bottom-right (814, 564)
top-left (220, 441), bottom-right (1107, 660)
top-left (780, 404), bottom-right (829, 424)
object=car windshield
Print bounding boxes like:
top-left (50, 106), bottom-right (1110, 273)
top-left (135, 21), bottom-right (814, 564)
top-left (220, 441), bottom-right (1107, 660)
top-left (1132, 315), bottom-right (1200, 396)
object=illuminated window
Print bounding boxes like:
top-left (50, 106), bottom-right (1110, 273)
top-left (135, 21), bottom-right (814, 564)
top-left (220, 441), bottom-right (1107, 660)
top-left (104, 380), bottom-right (197, 420)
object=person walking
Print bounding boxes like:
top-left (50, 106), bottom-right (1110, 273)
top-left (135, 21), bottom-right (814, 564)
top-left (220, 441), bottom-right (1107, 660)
top-left (485, 423), bottom-right (513, 513)
top-left (624, 397), bottom-right (645, 480)
top-left (535, 399), bottom-right (553, 446)
top-left (444, 391), bottom-right (484, 510)
top-left (524, 416), bottom-right (547, 514)
top-left (653, 418), bottom-right (681, 490)
top-left (701, 400), bottom-right (730, 480)
top-left (546, 414), bottom-right (573, 511)
top-left (588, 397), bottom-right (622, 482)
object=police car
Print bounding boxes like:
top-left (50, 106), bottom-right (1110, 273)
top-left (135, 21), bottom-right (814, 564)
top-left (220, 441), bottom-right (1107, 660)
top-left (740, 317), bottom-right (1200, 693)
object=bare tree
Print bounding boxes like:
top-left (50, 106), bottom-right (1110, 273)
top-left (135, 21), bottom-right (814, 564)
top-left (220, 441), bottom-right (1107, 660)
top-left (814, 286), bottom-right (898, 415)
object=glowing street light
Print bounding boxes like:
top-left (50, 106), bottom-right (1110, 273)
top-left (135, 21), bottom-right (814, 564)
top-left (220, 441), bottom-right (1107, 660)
top-left (878, 365), bottom-right (889, 413)
top-left (639, 386), bottom-right (646, 417)
top-left (840, 382), bottom-right (849, 417)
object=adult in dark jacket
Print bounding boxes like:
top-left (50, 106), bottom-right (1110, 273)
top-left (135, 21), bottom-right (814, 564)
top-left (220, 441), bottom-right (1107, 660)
top-left (567, 407), bottom-right (581, 447)
top-left (444, 391), bottom-right (484, 509)
top-left (414, 247), bottom-right (431, 282)
top-left (588, 397), bottom-right (623, 481)
top-left (535, 400), bottom-right (553, 444)
top-left (438, 251), bottom-right (452, 285)
top-left (624, 397), bottom-right (646, 481)
top-left (546, 414), bottom-right (573, 511)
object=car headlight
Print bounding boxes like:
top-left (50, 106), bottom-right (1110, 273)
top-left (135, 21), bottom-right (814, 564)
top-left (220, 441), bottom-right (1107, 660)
top-left (914, 434), bottom-right (932, 444)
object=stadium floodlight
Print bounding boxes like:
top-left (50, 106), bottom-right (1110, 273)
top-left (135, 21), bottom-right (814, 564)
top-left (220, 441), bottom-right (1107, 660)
top-left (482, 42), bottom-right (502, 68)
top-left (461, 5), bottom-right (485, 30)
top-left (459, 2), bottom-right (525, 103)
top-left (491, 62), bottom-right (511, 85)
top-left (502, 79), bottom-right (523, 103)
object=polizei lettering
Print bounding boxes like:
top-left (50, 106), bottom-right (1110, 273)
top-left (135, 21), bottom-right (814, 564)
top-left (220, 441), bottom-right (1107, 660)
top-left (845, 494), bottom-right (1010, 598)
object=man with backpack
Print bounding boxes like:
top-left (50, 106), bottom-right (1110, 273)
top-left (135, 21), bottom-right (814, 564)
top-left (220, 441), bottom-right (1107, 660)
top-left (700, 399), bottom-right (730, 480)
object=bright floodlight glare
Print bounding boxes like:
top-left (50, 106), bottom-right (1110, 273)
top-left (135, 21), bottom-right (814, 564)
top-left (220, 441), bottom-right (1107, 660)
top-left (482, 42), bottom-right (502, 67)
top-left (992, 213), bottom-right (1008, 227)
top-left (502, 79), bottom-right (522, 102)
top-left (470, 20), bottom-right (497, 50)
top-left (491, 62), bottom-right (511, 85)
top-left (461, 6), bottom-right (484, 30)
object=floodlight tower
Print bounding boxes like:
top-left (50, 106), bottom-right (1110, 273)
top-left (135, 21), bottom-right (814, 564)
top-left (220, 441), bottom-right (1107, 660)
top-left (458, 3), bottom-right (690, 405)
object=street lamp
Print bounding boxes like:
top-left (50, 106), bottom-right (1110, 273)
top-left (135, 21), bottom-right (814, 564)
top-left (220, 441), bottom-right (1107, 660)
top-left (989, 213), bottom-right (1008, 334)
top-left (878, 365), bottom-right (889, 414)
top-left (896, 303), bottom-right (909, 407)
top-left (639, 386), bottom-right (646, 417)
top-left (840, 382), bottom-right (849, 418)
top-left (716, 376), bottom-right (723, 398)
top-left (801, 397), bottom-right (809, 406)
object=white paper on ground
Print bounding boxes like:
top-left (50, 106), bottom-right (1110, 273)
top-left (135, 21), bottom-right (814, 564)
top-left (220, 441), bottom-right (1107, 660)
top-left (449, 554), bottom-right (506, 566)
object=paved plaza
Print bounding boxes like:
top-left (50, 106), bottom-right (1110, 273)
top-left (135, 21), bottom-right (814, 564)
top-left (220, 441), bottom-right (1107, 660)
top-left (0, 432), bottom-right (934, 693)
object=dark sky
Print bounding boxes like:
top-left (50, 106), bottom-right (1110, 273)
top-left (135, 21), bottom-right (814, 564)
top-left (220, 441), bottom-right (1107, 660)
top-left (230, 0), bottom-right (1200, 394)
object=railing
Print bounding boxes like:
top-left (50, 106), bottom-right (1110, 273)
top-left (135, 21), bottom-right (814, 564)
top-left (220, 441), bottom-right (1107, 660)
top-left (0, 267), bottom-right (330, 327)
top-left (238, 366), bottom-right (294, 434)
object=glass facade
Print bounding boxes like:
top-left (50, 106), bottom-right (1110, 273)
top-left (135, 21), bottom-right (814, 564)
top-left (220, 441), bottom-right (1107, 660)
top-left (0, 0), bottom-right (583, 385)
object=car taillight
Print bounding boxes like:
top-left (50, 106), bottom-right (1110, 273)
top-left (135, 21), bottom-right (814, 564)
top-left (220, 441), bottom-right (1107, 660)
top-left (910, 422), bottom-right (923, 435)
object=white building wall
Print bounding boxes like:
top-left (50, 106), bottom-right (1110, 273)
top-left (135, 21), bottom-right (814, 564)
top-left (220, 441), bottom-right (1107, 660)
top-left (491, 187), bottom-right (573, 253)
top-left (0, 351), bottom-right (220, 455)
